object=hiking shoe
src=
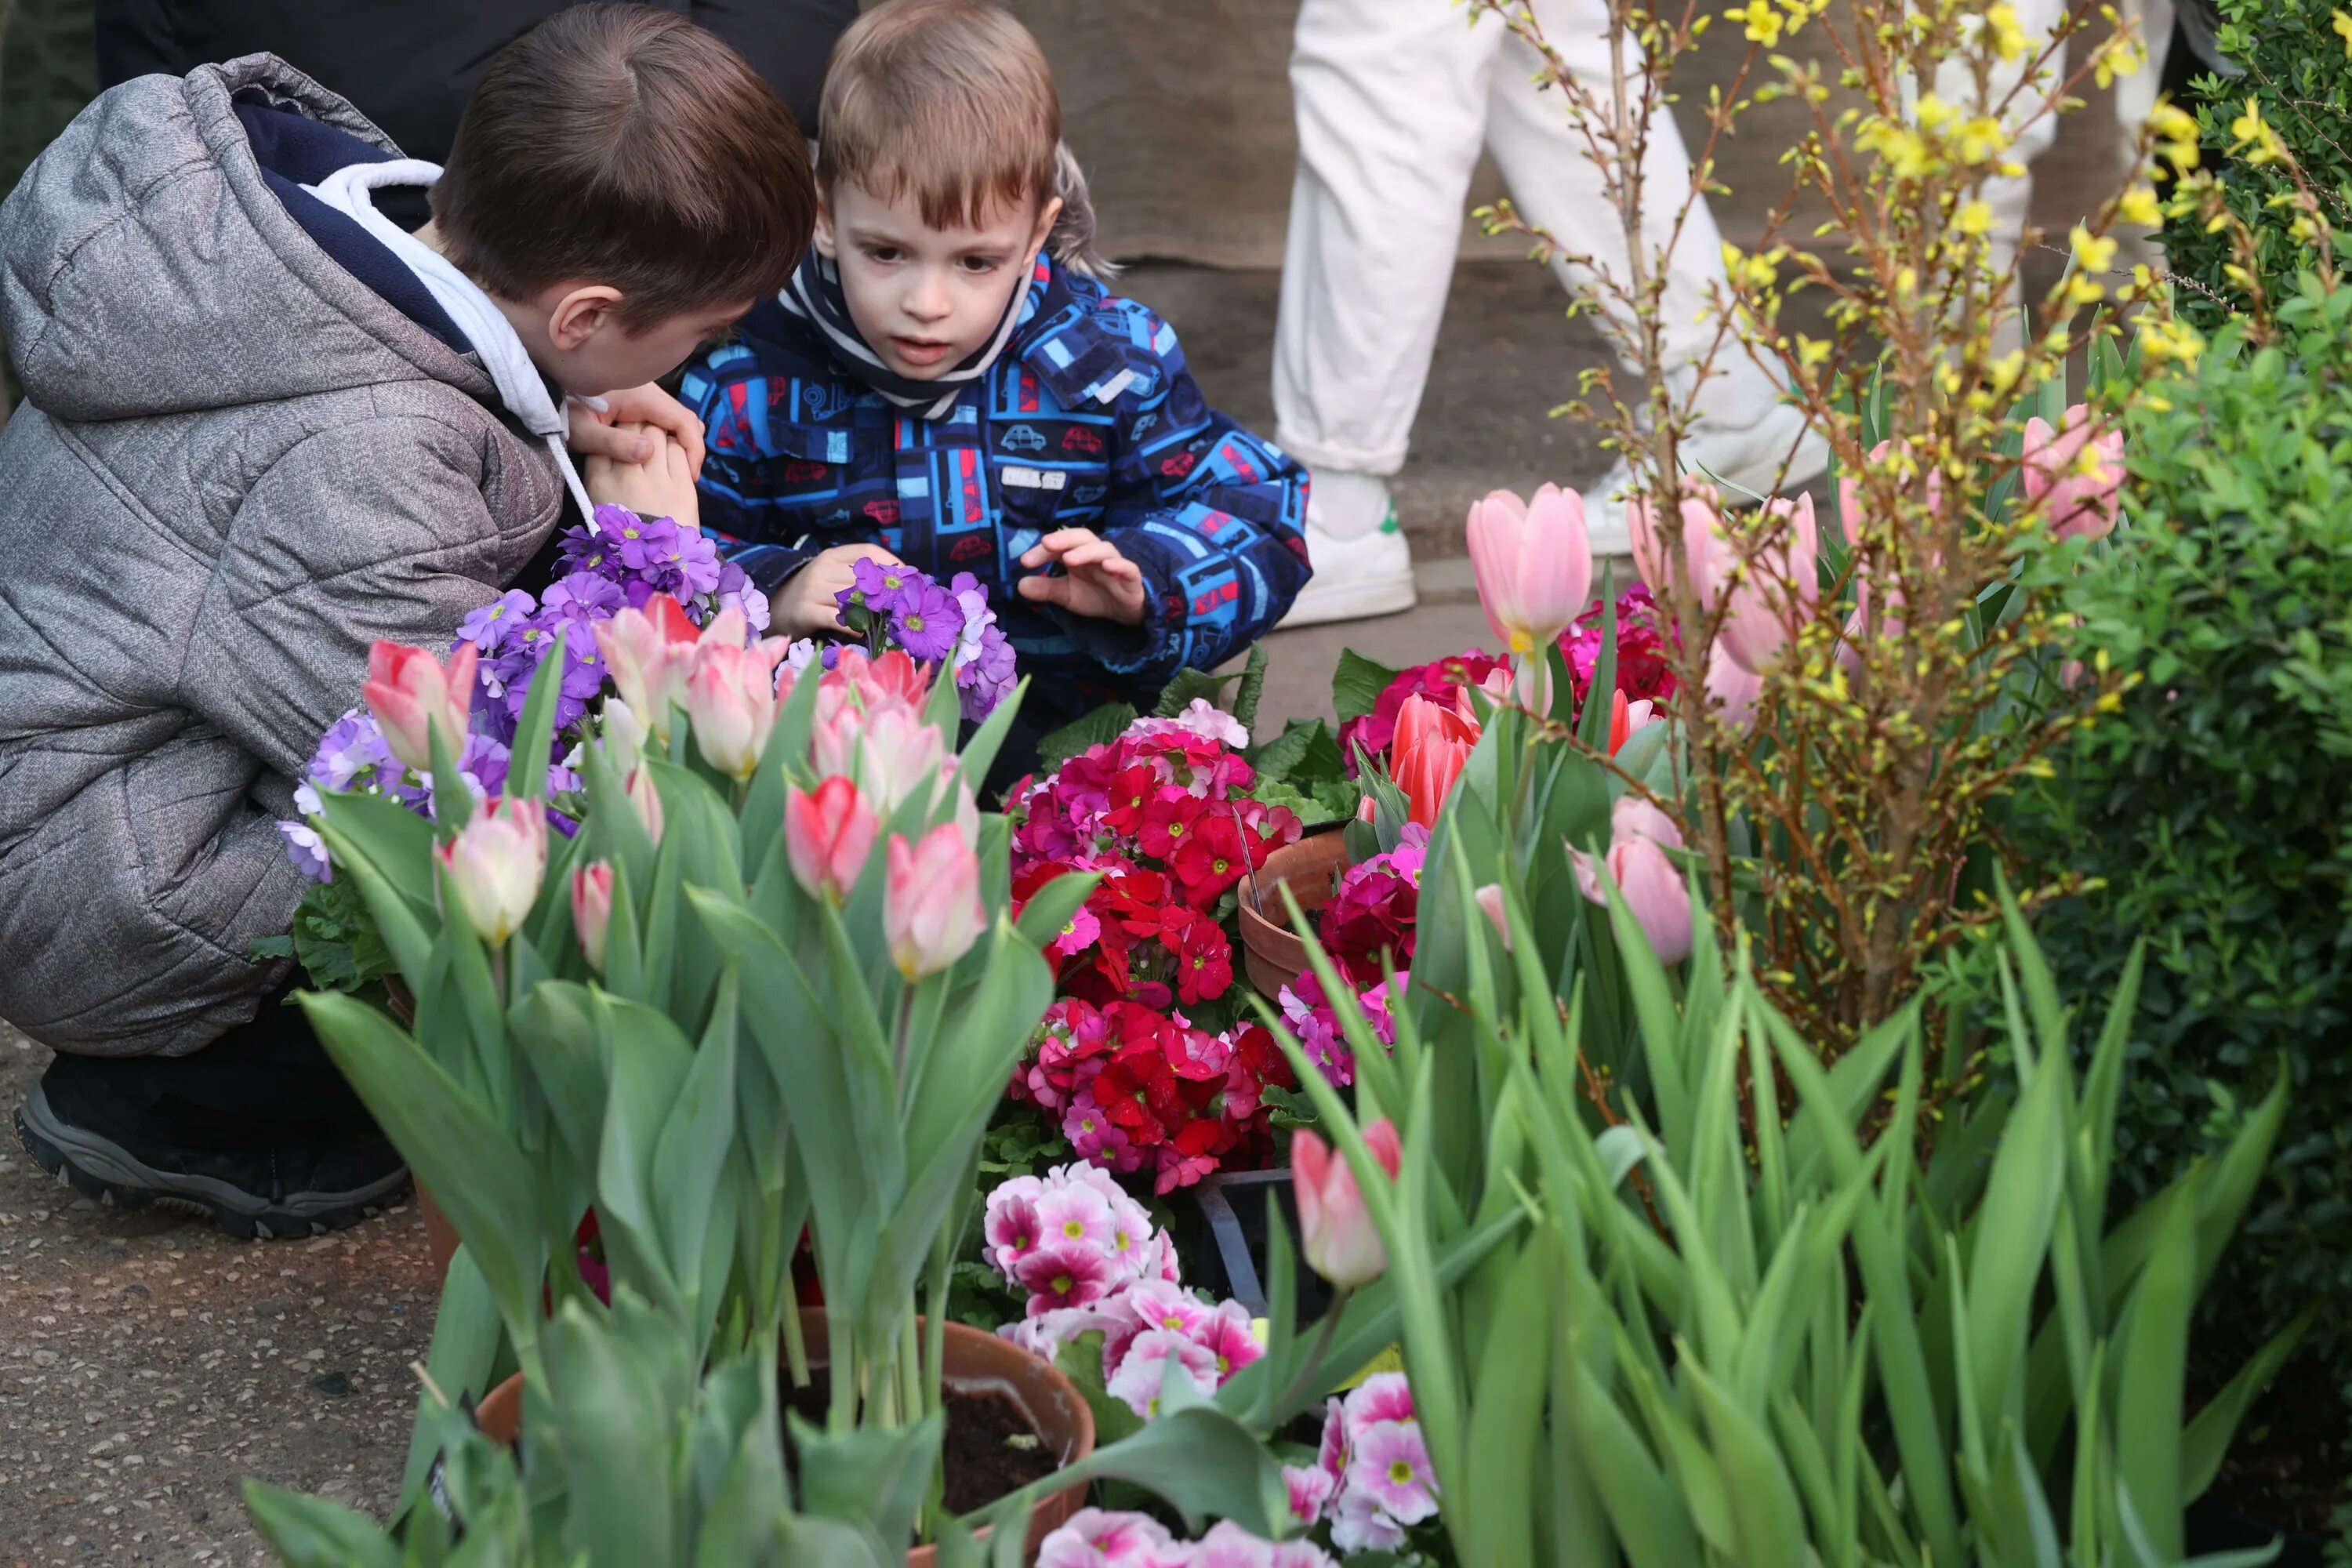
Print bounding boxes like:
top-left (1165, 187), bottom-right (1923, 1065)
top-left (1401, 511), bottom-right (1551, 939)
top-left (15, 1082), bottom-right (408, 1240)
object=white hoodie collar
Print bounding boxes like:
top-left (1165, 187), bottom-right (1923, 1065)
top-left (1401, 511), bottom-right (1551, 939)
top-left (302, 158), bottom-right (599, 524)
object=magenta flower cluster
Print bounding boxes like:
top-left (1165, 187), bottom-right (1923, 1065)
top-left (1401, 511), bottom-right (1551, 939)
top-left (1283, 1374), bottom-right (1440, 1554)
top-left (834, 557), bottom-right (1017, 722)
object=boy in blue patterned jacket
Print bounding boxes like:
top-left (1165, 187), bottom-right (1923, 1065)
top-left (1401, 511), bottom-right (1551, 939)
top-left (680, 0), bottom-right (1309, 753)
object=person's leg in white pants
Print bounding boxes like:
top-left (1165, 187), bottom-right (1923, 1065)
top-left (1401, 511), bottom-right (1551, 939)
top-left (1274, 0), bottom-right (1822, 627)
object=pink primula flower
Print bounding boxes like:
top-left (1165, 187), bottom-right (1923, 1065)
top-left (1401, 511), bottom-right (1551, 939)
top-left (1190, 1298), bottom-right (1264, 1383)
top-left (1104, 1329), bottom-right (1219, 1418)
top-left (1341, 1370), bottom-right (1417, 1436)
top-left (1284, 1461), bottom-right (1336, 1526)
top-left (1036, 1508), bottom-right (1180, 1568)
top-left (1013, 1243), bottom-right (1115, 1316)
top-left (1347, 1420), bottom-right (1441, 1526)
top-left (984, 1193), bottom-right (1043, 1273)
top-left (1033, 1181), bottom-right (1116, 1254)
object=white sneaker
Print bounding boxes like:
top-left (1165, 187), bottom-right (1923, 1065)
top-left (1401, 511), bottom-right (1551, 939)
top-left (1580, 401), bottom-right (1831, 554)
top-left (1279, 505), bottom-right (1418, 628)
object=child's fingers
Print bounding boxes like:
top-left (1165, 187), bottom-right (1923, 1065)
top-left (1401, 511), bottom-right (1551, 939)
top-left (1015, 575), bottom-right (1072, 608)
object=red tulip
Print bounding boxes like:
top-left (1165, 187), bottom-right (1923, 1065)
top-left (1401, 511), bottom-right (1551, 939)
top-left (572, 862), bottom-right (615, 971)
top-left (1391, 694), bottom-right (1478, 827)
top-left (365, 641), bottom-right (477, 771)
top-left (1293, 1120), bottom-right (1403, 1287)
top-left (784, 776), bottom-right (879, 904)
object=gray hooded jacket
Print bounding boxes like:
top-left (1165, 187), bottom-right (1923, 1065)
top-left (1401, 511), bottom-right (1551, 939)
top-left (0, 56), bottom-right (563, 1056)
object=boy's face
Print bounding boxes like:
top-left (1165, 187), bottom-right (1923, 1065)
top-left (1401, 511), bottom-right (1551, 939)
top-left (816, 180), bottom-right (1060, 381)
top-left (528, 295), bottom-right (757, 400)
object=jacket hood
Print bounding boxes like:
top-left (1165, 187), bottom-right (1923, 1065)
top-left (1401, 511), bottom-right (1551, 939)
top-left (0, 55), bottom-right (491, 422)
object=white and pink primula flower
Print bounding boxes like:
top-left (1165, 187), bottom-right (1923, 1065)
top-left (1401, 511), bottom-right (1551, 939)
top-left (1283, 1374), bottom-right (1436, 1555)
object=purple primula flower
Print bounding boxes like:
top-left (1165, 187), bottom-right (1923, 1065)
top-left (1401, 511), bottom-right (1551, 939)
top-left (848, 556), bottom-right (920, 616)
top-left (608, 511), bottom-right (679, 575)
top-left (542, 571), bottom-right (626, 623)
top-left (891, 579), bottom-right (964, 662)
top-left (278, 819), bottom-right (332, 882)
top-left (668, 524), bottom-right (723, 597)
top-left (456, 589), bottom-right (539, 656)
top-left (306, 710), bottom-right (399, 795)
top-left (559, 522), bottom-right (622, 579)
top-left (717, 562), bottom-right (771, 633)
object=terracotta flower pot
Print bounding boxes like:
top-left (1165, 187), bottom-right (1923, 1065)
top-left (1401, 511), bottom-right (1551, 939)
top-left (416, 1185), bottom-right (462, 1281)
top-left (1236, 829), bottom-right (1352, 1000)
top-left (470, 1310), bottom-right (1094, 1565)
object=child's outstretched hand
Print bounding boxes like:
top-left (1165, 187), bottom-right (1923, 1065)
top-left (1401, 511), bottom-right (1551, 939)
top-left (773, 542), bottom-right (907, 640)
top-left (1017, 529), bottom-right (1147, 625)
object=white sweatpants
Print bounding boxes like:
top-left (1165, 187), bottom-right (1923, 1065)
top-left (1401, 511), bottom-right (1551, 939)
top-left (1272, 0), bottom-right (1753, 480)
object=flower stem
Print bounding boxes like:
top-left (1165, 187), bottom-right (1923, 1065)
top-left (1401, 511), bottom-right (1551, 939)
top-left (1271, 1286), bottom-right (1352, 1417)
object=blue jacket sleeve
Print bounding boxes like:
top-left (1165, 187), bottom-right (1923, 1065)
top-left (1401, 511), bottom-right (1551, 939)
top-left (680, 338), bottom-right (867, 596)
top-left (1055, 303), bottom-right (1311, 683)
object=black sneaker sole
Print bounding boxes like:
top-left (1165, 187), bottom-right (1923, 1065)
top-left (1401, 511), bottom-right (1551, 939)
top-left (14, 1086), bottom-right (411, 1240)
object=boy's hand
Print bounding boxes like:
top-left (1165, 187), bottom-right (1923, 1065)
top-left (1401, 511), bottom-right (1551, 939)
top-left (583, 423), bottom-right (700, 528)
top-left (1017, 529), bottom-right (1148, 626)
top-left (568, 384), bottom-right (706, 475)
top-left (773, 542), bottom-right (907, 640)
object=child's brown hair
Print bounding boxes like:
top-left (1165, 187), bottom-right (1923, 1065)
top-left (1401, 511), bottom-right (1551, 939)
top-left (432, 4), bottom-right (817, 325)
top-left (817, 0), bottom-right (1113, 278)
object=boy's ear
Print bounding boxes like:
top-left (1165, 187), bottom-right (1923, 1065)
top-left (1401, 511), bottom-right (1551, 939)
top-left (1029, 196), bottom-right (1064, 259)
top-left (812, 195), bottom-right (837, 261)
top-left (546, 285), bottom-right (626, 351)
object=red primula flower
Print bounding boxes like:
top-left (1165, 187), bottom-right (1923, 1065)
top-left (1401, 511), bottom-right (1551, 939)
top-left (1165, 909), bottom-right (1235, 1006)
top-left (1102, 764), bottom-right (1159, 840)
top-left (1138, 786), bottom-right (1206, 862)
top-left (1171, 812), bottom-right (1250, 905)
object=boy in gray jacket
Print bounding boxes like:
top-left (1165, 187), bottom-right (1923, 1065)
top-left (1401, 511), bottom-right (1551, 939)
top-left (0, 5), bottom-right (815, 1235)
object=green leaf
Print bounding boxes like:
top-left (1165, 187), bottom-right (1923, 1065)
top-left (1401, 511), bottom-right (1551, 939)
top-left (1154, 665), bottom-right (1243, 717)
top-left (1011, 871), bottom-right (1101, 953)
top-left (2114, 1165), bottom-right (2202, 1562)
top-left (241, 1483), bottom-right (399, 1568)
top-left (1332, 648), bottom-right (1403, 723)
top-left (1231, 643), bottom-right (1269, 734)
top-left (793, 1409), bottom-right (945, 1554)
top-left (976, 1401), bottom-right (1290, 1539)
top-left (1034, 702), bottom-right (1138, 773)
top-left (298, 993), bottom-right (543, 1330)
top-left (1247, 717), bottom-right (1348, 786)
top-left (394, 1247), bottom-right (504, 1517)
top-left (543, 1299), bottom-right (680, 1566)
top-left (2180, 1311), bottom-right (2310, 1501)
top-left (508, 622), bottom-right (568, 807)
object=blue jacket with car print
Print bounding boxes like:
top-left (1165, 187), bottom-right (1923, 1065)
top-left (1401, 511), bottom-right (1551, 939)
top-left (680, 256), bottom-right (1311, 728)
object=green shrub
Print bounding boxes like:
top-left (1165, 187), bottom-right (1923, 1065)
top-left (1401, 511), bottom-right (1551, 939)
top-left (2160, 0), bottom-right (2352, 330)
top-left (2024, 276), bottom-right (2352, 1429)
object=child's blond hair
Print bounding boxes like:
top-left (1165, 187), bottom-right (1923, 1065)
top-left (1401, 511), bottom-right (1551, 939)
top-left (816, 0), bottom-right (1114, 278)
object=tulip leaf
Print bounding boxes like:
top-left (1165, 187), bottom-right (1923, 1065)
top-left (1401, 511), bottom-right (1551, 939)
top-left (792, 1408), bottom-right (943, 1553)
top-left (298, 992), bottom-right (543, 1333)
top-left (508, 622), bottom-right (568, 813)
top-left (954, 675), bottom-right (1028, 799)
top-left (393, 1245), bottom-right (503, 1517)
top-left (739, 662), bottom-right (822, 865)
top-left (242, 1483), bottom-right (400, 1568)
top-left (543, 1300), bottom-right (679, 1567)
top-left (1332, 648), bottom-right (1403, 723)
top-left (1010, 870), bottom-right (1100, 955)
top-left (2181, 1310), bottom-right (2310, 1501)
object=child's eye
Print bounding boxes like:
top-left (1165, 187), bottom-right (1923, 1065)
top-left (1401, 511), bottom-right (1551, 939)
top-left (958, 255), bottom-right (1004, 274)
top-left (864, 245), bottom-right (903, 264)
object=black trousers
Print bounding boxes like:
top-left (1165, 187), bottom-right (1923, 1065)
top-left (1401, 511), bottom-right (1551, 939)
top-left (40, 982), bottom-right (376, 1149)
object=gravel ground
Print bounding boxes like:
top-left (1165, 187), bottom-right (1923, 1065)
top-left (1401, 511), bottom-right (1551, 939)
top-left (0, 1023), bottom-right (438, 1567)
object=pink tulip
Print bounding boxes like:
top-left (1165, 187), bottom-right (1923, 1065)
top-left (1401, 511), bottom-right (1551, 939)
top-left (434, 796), bottom-right (548, 946)
top-left (1611, 794), bottom-right (1684, 852)
top-left (1292, 1120), bottom-right (1403, 1288)
top-left (1571, 834), bottom-right (1694, 966)
top-left (884, 824), bottom-right (988, 980)
top-left (785, 777), bottom-right (879, 903)
top-left (625, 767), bottom-right (665, 845)
top-left (599, 698), bottom-right (649, 776)
top-left (1465, 485), bottom-right (1592, 656)
top-left (365, 641), bottom-right (477, 771)
top-left (1473, 884), bottom-right (1512, 951)
top-left (1716, 493), bottom-right (1820, 676)
top-left (1627, 481), bottom-right (1727, 612)
top-left (686, 640), bottom-right (784, 780)
top-left (2023, 405), bottom-right (2124, 541)
top-left (593, 599), bottom-right (700, 742)
top-left (1706, 641), bottom-right (1763, 728)
top-left (817, 697), bottom-right (947, 811)
top-left (572, 862), bottom-right (615, 971)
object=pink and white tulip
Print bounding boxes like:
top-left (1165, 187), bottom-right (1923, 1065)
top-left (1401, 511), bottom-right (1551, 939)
top-left (624, 767), bottom-right (665, 845)
top-left (572, 862), bottom-right (615, 971)
top-left (1465, 485), bottom-right (1592, 656)
top-left (434, 796), bottom-right (548, 946)
top-left (884, 823), bottom-right (987, 980)
top-left (365, 641), bottom-right (477, 771)
top-left (1293, 1120), bottom-right (1403, 1288)
top-left (686, 638), bottom-right (785, 780)
top-left (592, 598), bottom-right (701, 741)
top-left (783, 777), bottom-right (878, 904)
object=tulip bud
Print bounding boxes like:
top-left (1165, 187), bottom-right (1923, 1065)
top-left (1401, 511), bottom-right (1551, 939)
top-left (625, 767), bottom-right (665, 845)
top-left (884, 824), bottom-right (987, 981)
top-left (365, 641), bottom-right (477, 771)
top-left (1391, 695), bottom-right (1477, 828)
top-left (1466, 485), bottom-right (1592, 656)
top-left (784, 777), bottom-right (879, 904)
top-left (599, 698), bottom-right (648, 777)
top-left (1716, 493), bottom-right (1820, 677)
top-left (2023, 405), bottom-right (2124, 542)
top-left (686, 641), bottom-right (780, 780)
top-left (1572, 834), bottom-right (1693, 967)
top-left (1292, 1120), bottom-right (1402, 1288)
top-left (1473, 884), bottom-right (1512, 952)
top-left (434, 797), bottom-right (548, 946)
top-left (572, 862), bottom-right (615, 971)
